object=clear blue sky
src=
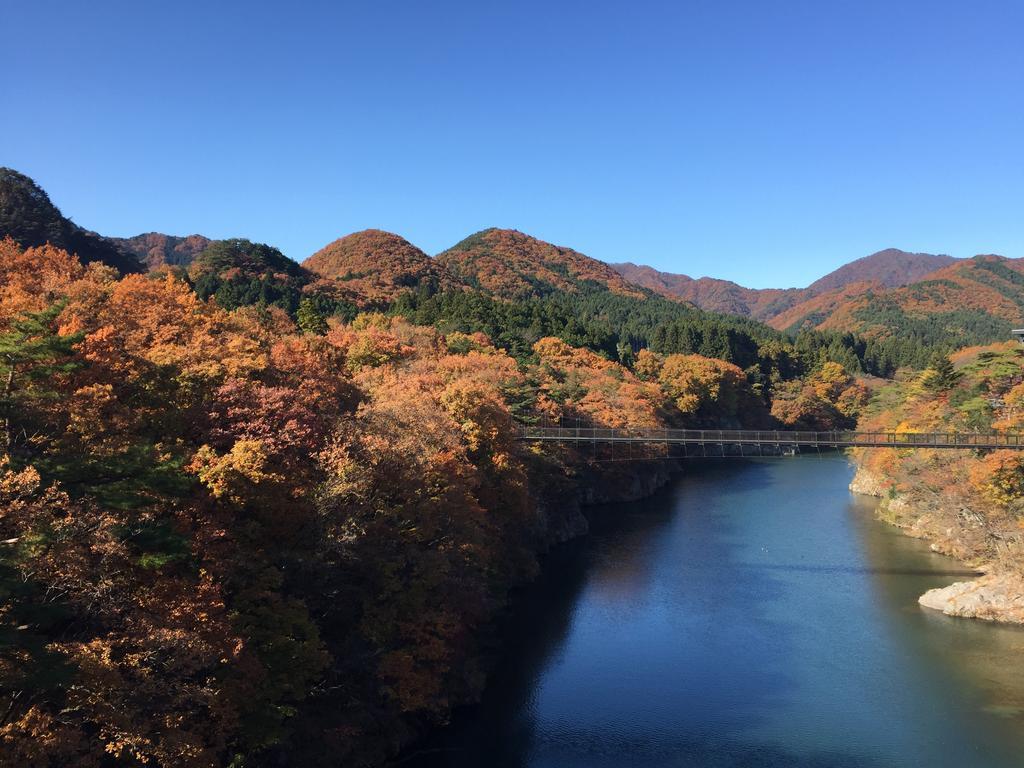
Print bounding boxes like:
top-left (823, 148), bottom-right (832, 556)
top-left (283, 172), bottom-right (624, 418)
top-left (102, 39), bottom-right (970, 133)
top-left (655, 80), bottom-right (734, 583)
top-left (2, 1), bottom-right (1021, 288)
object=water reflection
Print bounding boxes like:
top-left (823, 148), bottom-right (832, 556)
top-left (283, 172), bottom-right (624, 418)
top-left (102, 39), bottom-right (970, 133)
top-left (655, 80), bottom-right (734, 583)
top-left (404, 457), bottom-right (1024, 768)
top-left (848, 492), bottom-right (1024, 754)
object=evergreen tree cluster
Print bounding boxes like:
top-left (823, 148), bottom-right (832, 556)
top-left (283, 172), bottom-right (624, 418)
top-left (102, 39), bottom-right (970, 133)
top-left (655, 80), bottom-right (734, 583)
top-left (851, 299), bottom-right (1011, 366)
top-left (387, 284), bottom-right (959, 382)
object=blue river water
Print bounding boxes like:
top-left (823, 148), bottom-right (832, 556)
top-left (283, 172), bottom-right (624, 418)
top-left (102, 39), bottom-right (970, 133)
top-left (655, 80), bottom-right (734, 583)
top-left (408, 455), bottom-right (1024, 768)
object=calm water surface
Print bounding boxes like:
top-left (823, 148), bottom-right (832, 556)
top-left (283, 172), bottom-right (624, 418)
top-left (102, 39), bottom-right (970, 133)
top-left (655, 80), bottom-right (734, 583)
top-left (408, 456), bottom-right (1024, 768)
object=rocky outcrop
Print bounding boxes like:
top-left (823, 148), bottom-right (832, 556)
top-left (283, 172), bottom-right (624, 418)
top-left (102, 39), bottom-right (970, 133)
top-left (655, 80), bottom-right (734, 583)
top-left (851, 464), bottom-right (1024, 625)
top-left (919, 575), bottom-right (1024, 624)
top-left (533, 462), bottom-right (679, 548)
top-left (849, 466), bottom-right (887, 497)
top-left (581, 462), bottom-right (678, 505)
top-left (536, 496), bottom-right (589, 546)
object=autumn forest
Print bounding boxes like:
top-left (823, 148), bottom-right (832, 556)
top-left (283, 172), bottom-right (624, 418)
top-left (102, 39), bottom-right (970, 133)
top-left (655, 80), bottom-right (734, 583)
top-left (2, 167), bottom-right (1023, 766)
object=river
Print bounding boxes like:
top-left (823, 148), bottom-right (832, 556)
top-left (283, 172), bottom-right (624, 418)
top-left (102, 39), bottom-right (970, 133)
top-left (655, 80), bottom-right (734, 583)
top-left (406, 455), bottom-right (1024, 768)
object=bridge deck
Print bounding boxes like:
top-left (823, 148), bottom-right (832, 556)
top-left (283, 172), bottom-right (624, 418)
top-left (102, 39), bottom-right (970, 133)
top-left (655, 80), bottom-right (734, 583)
top-left (518, 427), bottom-right (1024, 450)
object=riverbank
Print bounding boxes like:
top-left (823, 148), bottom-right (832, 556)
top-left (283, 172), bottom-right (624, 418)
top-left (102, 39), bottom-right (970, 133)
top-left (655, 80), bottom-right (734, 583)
top-left (386, 456), bottom-right (682, 764)
top-left (850, 463), bottom-right (1024, 624)
top-left (404, 455), bottom-right (1024, 768)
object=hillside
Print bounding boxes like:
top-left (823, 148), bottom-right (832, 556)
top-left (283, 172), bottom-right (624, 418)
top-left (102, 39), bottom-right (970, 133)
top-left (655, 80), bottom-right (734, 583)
top-left (766, 281), bottom-right (880, 332)
top-left (611, 262), bottom-right (802, 318)
top-left (852, 341), bottom-right (1024, 623)
top-left (805, 248), bottom-right (955, 294)
top-left (0, 167), bottom-right (141, 273)
top-left (436, 228), bottom-right (646, 300)
top-left (612, 247), bottom-right (1024, 351)
top-left (188, 238), bottom-right (311, 313)
top-left (772, 256), bottom-right (1024, 346)
top-left (1, 233), bottom-right (872, 765)
top-left (302, 229), bottom-right (453, 305)
top-left (190, 238), bottom-right (305, 279)
top-left (112, 232), bottom-right (211, 270)
top-left (612, 248), bottom-right (954, 321)
top-left (2, 166), bottom-right (1008, 369)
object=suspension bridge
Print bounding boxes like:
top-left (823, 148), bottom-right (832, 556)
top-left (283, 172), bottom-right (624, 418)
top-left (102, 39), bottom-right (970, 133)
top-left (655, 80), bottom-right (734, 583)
top-left (518, 426), bottom-right (1024, 453)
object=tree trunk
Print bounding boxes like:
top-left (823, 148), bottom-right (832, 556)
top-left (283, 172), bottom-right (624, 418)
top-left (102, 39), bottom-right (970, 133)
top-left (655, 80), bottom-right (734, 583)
top-left (2, 364), bottom-right (14, 453)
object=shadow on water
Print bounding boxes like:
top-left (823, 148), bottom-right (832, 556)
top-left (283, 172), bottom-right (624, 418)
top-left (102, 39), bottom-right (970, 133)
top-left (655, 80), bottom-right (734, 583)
top-left (403, 459), bottom-right (882, 768)
top-left (395, 513), bottom-right (595, 767)
top-left (401, 455), bottom-right (1024, 768)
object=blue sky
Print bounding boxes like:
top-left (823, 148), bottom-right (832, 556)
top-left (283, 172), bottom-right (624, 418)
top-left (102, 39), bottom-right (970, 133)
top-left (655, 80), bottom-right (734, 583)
top-left (2, 1), bottom-right (1021, 288)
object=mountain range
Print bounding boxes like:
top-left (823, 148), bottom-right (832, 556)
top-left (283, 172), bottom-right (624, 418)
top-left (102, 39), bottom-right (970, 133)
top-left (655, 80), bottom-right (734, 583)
top-left (610, 249), bottom-right (1024, 345)
top-left (611, 248), bottom-right (959, 325)
top-left (1, 166), bottom-right (1020, 349)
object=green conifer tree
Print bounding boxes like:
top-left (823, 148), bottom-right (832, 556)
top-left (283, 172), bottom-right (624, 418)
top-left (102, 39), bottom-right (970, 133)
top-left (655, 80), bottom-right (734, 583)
top-left (0, 303), bottom-right (82, 452)
top-left (920, 351), bottom-right (960, 393)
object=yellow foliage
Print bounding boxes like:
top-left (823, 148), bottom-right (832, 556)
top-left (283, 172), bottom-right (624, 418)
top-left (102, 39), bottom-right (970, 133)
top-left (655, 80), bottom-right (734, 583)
top-left (970, 450), bottom-right (1024, 507)
top-left (809, 361), bottom-right (850, 400)
top-left (634, 349), bottom-right (663, 381)
top-left (532, 337), bottom-right (663, 428)
top-left (658, 354), bottom-right (744, 418)
top-left (191, 440), bottom-right (285, 503)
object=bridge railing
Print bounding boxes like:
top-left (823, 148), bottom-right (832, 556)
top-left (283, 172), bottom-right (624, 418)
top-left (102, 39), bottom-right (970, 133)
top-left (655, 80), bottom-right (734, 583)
top-left (517, 426), bottom-right (1024, 449)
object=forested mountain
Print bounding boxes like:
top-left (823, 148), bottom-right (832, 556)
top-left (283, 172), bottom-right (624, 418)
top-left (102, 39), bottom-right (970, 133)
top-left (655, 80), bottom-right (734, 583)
top-left (613, 247), bottom-right (1023, 352)
top-left (774, 255), bottom-right (1024, 349)
top-left (436, 227), bottom-right (646, 299)
top-left (805, 248), bottom-right (956, 294)
top-left (302, 229), bottom-right (455, 305)
top-left (0, 167), bottom-right (142, 273)
top-left (189, 238), bottom-right (312, 315)
top-left (112, 232), bottom-right (211, 270)
top-left (612, 248), bottom-right (955, 320)
top-left (3, 167), bottom-right (1015, 361)
top-left (611, 262), bottom-right (802, 318)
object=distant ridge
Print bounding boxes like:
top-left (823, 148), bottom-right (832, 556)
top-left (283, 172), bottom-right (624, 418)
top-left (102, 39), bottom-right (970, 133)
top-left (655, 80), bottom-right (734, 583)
top-left (610, 263), bottom-right (801, 319)
top-left (771, 254), bottom-right (1024, 340)
top-left (2, 165), bottom-right (1018, 351)
top-left (806, 248), bottom-right (956, 294)
top-left (611, 247), bottom-right (1024, 346)
top-left (612, 248), bottom-right (957, 320)
top-left (112, 232), bottom-right (212, 271)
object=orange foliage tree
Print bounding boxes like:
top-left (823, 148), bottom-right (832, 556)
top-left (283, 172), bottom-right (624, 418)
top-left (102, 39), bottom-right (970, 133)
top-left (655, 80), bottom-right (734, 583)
top-left (0, 235), bottom-right (873, 766)
top-left (970, 450), bottom-right (1024, 509)
top-left (771, 361), bottom-right (868, 430)
top-left (532, 337), bottom-right (664, 428)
